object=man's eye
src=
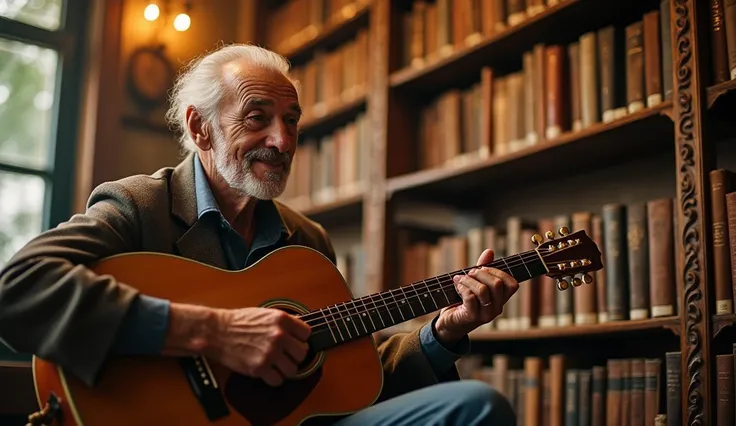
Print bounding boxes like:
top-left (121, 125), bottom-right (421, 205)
top-left (247, 114), bottom-right (266, 122)
top-left (286, 116), bottom-right (299, 125)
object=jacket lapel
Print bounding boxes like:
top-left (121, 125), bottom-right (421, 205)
top-left (169, 153), bottom-right (228, 269)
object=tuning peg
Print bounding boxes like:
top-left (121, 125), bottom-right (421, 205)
top-left (572, 277), bottom-right (583, 287)
top-left (531, 233), bottom-right (543, 245)
top-left (545, 230), bottom-right (555, 240)
top-left (556, 278), bottom-right (570, 291)
top-left (582, 273), bottom-right (594, 284)
top-left (558, 226), bottom-right (570, 237)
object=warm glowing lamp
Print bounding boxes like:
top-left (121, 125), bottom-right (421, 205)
top-left (143, 3), bottom-right (159, 21)
top-left (173, 12), bottom-right (190, 31)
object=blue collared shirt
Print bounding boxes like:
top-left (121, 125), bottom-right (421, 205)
top-left (111, 154), bottom-right (468, 377)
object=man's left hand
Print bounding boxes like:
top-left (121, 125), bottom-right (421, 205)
top-left (434, 249), bottom-right (519, 346)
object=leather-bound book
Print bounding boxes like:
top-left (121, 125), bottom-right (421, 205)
top-left (565, 370), bottom-right (579, 426)
top-left (629, 359), bottom-right (645, 426)
top-left (597, 25), bottom-right (628, 123)
top-left (654, 414), bottom-right (666, 426)
top-left (591, 214), bottom-right (607, 322)
top-left (525, 357), bottom-right (543, 426)
top-left (606, 359), bottom-right (622, 426)
top-left (579, 31), bottom-right (600, 129)
top-left (533, 44), bottom-right (547, 142)
top-left (724, 0), bottom-right (736, 79)
top-left (543, 370), bottom-right (551, 426)
top-left (647, 198), bottom-right (676, 318)
top-left (544, 45), bottom-right (568, 140)
top-left (642, 11), bottom-right (663, 107)
top-left (716, 354), bottom-right (734, 426)
top-left (665, 352), bottom-right (681, 426)
top-left (620, 359), bottom-right (631, 426)
top-left (493, 0), bottom-right (507, 33)
top-left (537, 217), bottom-right (558, 328)
top-left (572, 211), bottom-right (597, 324)
top-left (710, 169), bottom-right (736, 314)
top-left (520, 228), bottom-right (539, 329)
top-left (591, 365), bottom-right (607, 426)
top-left (709, 0), bottom-right (731, 84)
top-left (627, 203), bottom-right (649, 320)
top-left (524, 51), bottom-right (539, 146)
top-left (603, 204), bottom-right (629, 321)
top-left (550, 354), bottom-right (566, 426)
top-left (507, 0), bottom-right (526, 26)
top-left (568, 42), bottom-right (583, 132)
top-left (644, 359), bottom-right (662, 426)
top-left (578, 370), bottom-right (592, 426)
top-left (660, 0), bottom-right (673, 100)
top-left (527, 0), bottom-right (545, 17)
top-left (625, 21), bottom-right (645, 114)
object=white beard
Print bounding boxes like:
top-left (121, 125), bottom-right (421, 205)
top-left (211, 125), bottom-right (291, 200)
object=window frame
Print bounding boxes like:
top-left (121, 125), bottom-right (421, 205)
top-left (0, 0), bottom-right (91, 230)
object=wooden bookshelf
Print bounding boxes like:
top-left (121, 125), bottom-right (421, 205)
top-left (259, 0), bottom-right (729, 422)
top-left (283, 190), bottom-right (364, 226)
top-left (277, 0), bottom-right (371, 64)
top-left (299, 93), bottom-right (367, 136)
top-left (387, 101), bottom-right (673, 204)
top-left (469, 316), bottom-right (680, 341)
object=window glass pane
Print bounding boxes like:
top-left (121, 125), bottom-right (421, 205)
top-left (0, 171), bottom-right (45, 269)
top-left (0, 37), bottom-right (58, 170)
top-left (0, 0), bottom-right (63, 30)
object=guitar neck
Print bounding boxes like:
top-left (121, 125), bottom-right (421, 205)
top-left (305, 248), bottom-right (549, 352)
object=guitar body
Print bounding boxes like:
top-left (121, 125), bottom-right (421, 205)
top-left (32, 246), bottom-right (384, 426)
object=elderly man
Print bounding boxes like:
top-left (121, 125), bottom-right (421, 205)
top-left (0, 44), bottom-right (518, 425)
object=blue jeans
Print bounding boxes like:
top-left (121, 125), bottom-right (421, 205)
top-left (333, 380), bottom-right (516, 426)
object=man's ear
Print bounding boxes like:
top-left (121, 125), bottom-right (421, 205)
top-left (185, 105), bottom-right (212, 151)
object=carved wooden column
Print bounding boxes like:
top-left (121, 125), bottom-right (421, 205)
top-left (671, 0), bottom-right (715, 424)
top-left (362, 0), bottom-right (390, 295)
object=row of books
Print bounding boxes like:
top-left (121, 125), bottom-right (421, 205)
top-left (264, 0), bottom-right (370, 57)
top-left (710, 0), bottom-right (736, 84)
top-left (335, 245), bottom-right (367, 298)
top-left (456, 352), bottom-right (681, 426)
top-left (400, 197), bottom-right (678, 332)
top-left (280, 113), bottom-right (371, 208)
top-left (290, 28), bottom-right (370, 124)
top-left (414, 4), bottom-right (673, 171)
top-left (715, 344), bottom-right (736, 426)
top-left (399, 0), bottom-right (569, 70)
top-left (709, 168), bottom-right (736, 315)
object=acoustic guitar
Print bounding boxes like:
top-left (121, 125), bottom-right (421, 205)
top-left (29, 227), bottom-right (602, 426)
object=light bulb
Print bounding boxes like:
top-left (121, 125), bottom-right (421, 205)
top-left (143, 3), bottom-right (159, 21)
top-left (173, 13), bottom-right (191, 31)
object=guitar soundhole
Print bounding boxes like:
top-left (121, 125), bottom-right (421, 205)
top-left (223, 302), bottom-right (325, 425)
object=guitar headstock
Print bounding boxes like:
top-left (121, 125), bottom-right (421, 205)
top-left (531, 227), bottom-right (604, 291)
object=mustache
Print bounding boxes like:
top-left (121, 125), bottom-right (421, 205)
top-left (244, 148), bottom-right (291, 166)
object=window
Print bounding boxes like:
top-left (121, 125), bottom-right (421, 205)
top-left (0, 0), bottom-right (90, 268)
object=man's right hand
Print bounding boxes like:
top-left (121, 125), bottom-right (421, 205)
top-left (163, 303), bottom-right (311, 387)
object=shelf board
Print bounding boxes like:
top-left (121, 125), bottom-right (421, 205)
top-left (713, 313), bottom-right (736, 338)
top-left (299, 94), bottom-right (367, 137)
top-left (281, 190), bottom-right (364, 227)
top-left (706, 79), bottom-right (736, 108)
top-left (388, 0), bottom-right (661, 94)
top-left (278, 1), bottom-right (371, 65)
top-left (386, 101), bottom-right (673, 206)
top-left (469, 316), bottom-right (680, 341)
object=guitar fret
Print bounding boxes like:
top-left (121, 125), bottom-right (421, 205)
top-left (422, 280), bottom-right (440, 309)
top-left (435, 276), bottom-right (451, 305)
top-left (408, 283), bottom-right (428, 315)
top-left (319, 308), bottom-right (337, 344)
top-left (387, 289), bottom-right (406, 321)
top-left (358, 296), bottom-right (378, 332)
top-left (351, 299), bottom-right (368, 334)
top-left (369, 294), bottom-right (387, 328)
top-left (339, 303), bottom-right (359, 336)
top-left (326, 305), bottom-right (348, 341)
top-left (398, 286), bottom-right (416, 317)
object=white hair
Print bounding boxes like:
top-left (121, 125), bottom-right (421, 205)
top-left (165, 43), bottom-right (295, 153)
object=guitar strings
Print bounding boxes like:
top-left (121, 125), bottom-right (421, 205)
top-left (299, 246), bottom-right (577, 332)
top-left (299, 249), bottom-right (551, 326)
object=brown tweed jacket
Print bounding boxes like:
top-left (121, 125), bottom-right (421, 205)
top-left (0, 153), bottom-right (459, 403)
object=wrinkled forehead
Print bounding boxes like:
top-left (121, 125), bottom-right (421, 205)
top-left (222, 61), bottom-right (299, 106)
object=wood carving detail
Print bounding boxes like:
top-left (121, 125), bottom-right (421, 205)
top-left (673, 0), bottom-right (705, 425)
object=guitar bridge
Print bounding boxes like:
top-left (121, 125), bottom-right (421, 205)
top-left (179, 356), bottom-right (230, 421)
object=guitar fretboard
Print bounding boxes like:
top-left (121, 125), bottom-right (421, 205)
top-left (305, 248), bottom-right (548, 352)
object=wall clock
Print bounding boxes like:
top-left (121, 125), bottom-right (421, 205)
top-left (126, 45), bottom-right (175, 110)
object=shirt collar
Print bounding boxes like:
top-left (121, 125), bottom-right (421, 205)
top-left (192, 153), bottom-right (287, 237)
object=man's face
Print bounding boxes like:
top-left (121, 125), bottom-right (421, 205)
top-left (210, 62), bottom-right (301, 200)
